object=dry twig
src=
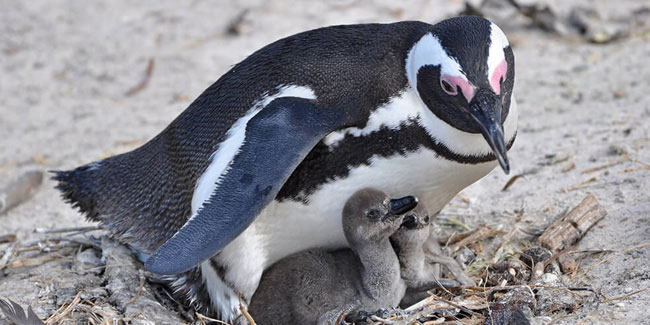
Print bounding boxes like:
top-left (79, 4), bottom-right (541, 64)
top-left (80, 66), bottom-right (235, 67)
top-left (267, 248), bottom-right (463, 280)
top-left (430, 295), bottom-right (479, 316)
top-left (239, 293), bottom-right (257, 325)
top-left (0, 234), bottom-right (16, 244)
top-left (580, 161), bottom-right (624, 174)
top-left (10, 247), bottom-right (74, 268)
top-left (539, 194), bottom-right (607, 252)
top-left (195, 312), bottom-right (230, 325)
top-left (601, 288), bottom-right (647, 303)
top-left (124, 270), bottom-right (145, 306)
top-left (451, 226), bottom-right (503, 252)
top-left (0, 243), bottom-right (18, 270)
top-left (578, 242), bottom-right (650, 277)
top-left (34, 225), bottom-right (101, 234)
top-left (45, 292), bottom-right (81, 324)
top-left (568, 175), bottom-right (597, 191)
top-left (125, 58), bottom-right (155, 96)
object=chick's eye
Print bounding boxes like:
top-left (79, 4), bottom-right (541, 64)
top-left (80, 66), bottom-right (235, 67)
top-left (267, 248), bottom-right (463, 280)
top-left (423, 215), bottom-right (430, 223)
top-left (367, 209), bottom-right (380, 219)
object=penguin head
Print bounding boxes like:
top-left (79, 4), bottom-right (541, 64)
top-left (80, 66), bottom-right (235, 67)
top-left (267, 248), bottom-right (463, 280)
top-left (400, 204), bottom-right (431, 230)
top-left (407, 16), bottom-right (515, 173)
top-left (390, 203), bottom-right (431, 252)
top-left (342, 188), bottom-right (419, 245)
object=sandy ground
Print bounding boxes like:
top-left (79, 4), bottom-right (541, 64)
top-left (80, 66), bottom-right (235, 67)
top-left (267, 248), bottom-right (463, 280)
top-left (1, 0), bottom-right (649, 324)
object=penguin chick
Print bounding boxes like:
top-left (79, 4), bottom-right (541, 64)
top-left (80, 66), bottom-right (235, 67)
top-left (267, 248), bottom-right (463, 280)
top-left (390, 204), bottom-right (464, 292)
top-left (246, 188), bottom-right (418, 325)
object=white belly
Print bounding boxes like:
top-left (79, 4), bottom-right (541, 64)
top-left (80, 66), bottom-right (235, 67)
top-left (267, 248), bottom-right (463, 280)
top-left (258, 147), bottom-right (498, 266)
top-left (214, 147), bottom-right (497, 302)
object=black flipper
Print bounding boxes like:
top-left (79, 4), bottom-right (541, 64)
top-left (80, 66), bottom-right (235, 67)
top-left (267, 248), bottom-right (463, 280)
top-left (145, 97), bottom-right (354, 274)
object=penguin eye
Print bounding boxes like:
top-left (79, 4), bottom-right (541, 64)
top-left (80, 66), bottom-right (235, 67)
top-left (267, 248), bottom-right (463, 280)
top-left (367, 209), bottom-right (381, 219)
top-left (423, 215), bottom-right (430, 224)
top-left (440, 79), bottom-right (457, 96)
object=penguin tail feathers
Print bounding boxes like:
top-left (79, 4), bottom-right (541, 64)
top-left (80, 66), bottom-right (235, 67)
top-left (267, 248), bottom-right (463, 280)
top-left (51, 144), bottom-right (192, 253)
top-left (51, 162), bottom-right (102, 221)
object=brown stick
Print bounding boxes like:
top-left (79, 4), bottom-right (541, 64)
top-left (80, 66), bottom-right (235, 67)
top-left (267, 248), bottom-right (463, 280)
top-left (124, 270), bottom-right (145, 306)
top-left (0, 170), bottom-right (43, 214)
top-left (34, 225), bottom-right (101, 234)
top-left (0, 242), bottom-right (17, 270)
top-left (0, 234), bottom-right (16, 244)
top-left (601, 288), bottom-right (647, 303)
top-left (501, 174), bottom-right (522, 191)
top-left (195, 313), bottom-right (230, 325)
top-left (579, 242), bottom-right (650, 276)
top-left (125, 58), bottom-right (155, 96)
top-left (581, 161), bottom-right (623, 174)
top-left (10, 247), bottom-right (74, 268)
top-left (239, 292), bottom-right (257, 325)
top-left (450, 226), bottom-right (503, 252)
top-left (539, 194), bottom-right (607, 252)
top-left (568, 175), bottom-right (597, 191)
top-left (45, 292), bottom-right (81, 324)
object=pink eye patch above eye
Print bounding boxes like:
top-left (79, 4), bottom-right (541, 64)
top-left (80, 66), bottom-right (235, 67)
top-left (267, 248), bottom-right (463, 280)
top-left (440, 74), bottom-right (475, 103)
top-left (490, 60), bottom-right (507, 95)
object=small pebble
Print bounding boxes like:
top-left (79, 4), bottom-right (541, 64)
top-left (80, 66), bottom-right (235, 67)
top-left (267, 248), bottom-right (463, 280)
top-left (536, 273), bottom-right (559, 285)
top-left (532, 316), bottom-right (553, 325)
top-left (521, 246), bottom-right (552, 267)
top-left (608, 144), bottom-right (629, 156)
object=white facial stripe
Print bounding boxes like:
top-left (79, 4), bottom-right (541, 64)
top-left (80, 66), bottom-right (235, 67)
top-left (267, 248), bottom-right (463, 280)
top-left (487, 22), bottom-right (509, 81)
top-left (416, 88), bottom-right (518, 157)
top-left (323, 90), bottom-right (422, 147)
top-left (325, 87), bottom-right (518, 158)
top-left (403, 22), bottom-right (516, 157)
top-left (406, 33), bottom-right (467, 91)
top-left (190, 85), bottom-right (316, 217)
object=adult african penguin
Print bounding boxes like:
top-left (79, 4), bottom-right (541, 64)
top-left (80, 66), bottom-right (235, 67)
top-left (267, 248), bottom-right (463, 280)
top-left (54, 16), bottom-right (517, 320)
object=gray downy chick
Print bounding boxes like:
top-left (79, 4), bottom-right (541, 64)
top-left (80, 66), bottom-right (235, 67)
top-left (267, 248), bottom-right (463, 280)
top-left (246, 188), bottom-right (418, 325)
top-left (390, 203), bottom-right (466, 306)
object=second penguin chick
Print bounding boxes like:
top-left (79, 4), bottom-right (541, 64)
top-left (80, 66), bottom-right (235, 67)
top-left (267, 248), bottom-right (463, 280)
top-left (246, 188), bottom-right (418, 325)
top-left (391, 204), bottom-right (462, 292)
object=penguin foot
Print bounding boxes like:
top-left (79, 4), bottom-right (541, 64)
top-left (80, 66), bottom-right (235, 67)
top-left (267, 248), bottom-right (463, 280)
top-left (423, 233), bottom-right (475, 286)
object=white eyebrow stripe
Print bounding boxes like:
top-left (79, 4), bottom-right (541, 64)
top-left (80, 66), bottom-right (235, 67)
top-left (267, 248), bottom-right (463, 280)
top-left (406, 33), bottom-right (468, 91)
top-left (487, 22), bottom-right (509, 80)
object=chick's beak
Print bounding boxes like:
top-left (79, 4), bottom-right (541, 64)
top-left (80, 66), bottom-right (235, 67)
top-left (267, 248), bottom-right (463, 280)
top-left (388, 196), bottom-right (419, 216)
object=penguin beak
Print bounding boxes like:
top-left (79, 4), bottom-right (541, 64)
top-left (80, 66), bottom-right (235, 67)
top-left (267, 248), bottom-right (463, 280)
top-left (468, 89), bottom-right (510, 174)
top-left (401, 214), bottom-right (419, 229)
top-left (389, 196), bottom-right (419, 215)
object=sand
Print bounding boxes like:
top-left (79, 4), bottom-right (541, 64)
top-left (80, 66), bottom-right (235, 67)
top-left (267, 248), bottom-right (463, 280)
top-left (1, 0), bottom-right (649, 324)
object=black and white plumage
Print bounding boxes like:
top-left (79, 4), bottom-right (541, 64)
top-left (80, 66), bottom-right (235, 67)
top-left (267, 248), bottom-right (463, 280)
top-left (54, 16), bottom-right (517, 320)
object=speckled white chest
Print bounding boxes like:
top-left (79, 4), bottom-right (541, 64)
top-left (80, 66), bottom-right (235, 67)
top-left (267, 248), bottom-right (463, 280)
top-left (260, 147), bottom-right (499, 264)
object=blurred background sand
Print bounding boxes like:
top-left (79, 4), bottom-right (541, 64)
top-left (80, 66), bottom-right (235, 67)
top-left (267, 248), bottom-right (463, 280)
top-left (1, 0), bottom-right (649, 323)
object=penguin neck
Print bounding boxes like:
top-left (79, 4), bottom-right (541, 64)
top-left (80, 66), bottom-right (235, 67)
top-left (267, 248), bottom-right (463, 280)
top-left (352, 237), bottom-right (401, 299)
top-left (394, 235), bottom-right (427, 280)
